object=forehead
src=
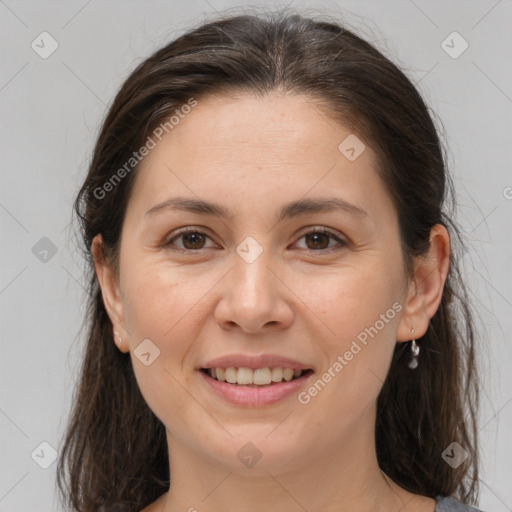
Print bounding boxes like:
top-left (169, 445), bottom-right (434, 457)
top-left (129, 92), bottom-right (392, 222)
top-left (161, 92), bottom-right (353, 155)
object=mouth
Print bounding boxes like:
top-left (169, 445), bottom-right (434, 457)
top-left (197, 355), bottom-right (315, 406)
top-left (200, 367), bottom-right (314, 387)
top-left (199, 366), bottom-right (314, 406)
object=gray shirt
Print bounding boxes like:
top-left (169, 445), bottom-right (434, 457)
top-left (435, 496), bottom-right (484, 511)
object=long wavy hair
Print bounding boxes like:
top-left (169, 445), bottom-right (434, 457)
top-left (57, 8), bottom-right (481, 511)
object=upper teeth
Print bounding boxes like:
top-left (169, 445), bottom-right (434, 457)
top-left (208, 367), bottom-right (303, 385)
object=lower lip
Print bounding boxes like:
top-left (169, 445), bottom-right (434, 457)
top-left (199, 370), bottom-right (314, 406)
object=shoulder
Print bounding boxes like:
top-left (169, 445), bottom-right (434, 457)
top-left (435, 495), bottom-right (485, 512)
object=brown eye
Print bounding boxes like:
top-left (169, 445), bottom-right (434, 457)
top-left (181, 232), bottom-right (207, 249)
top-left (166, 229), bottom-right (215, 251)
top-left (295, 228), bottom-right (346, 252)
top-left (304, 232), bottom-right (331, 250)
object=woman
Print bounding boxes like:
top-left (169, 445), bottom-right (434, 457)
top-left (57, 9), bottom-right (483, 512)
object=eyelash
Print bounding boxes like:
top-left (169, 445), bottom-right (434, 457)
top-left (164, 227), bottom-right (347, 254)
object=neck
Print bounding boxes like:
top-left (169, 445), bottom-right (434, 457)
top-left (159, 406), bottom-right (425, 512)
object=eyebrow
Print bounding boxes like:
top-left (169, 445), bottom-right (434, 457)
top-left (145, 196), bottom-right (368, 221)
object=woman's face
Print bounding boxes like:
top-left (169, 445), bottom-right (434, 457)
top-left (101, 92), bottom-right (415, 473)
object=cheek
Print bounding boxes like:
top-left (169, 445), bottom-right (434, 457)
top-left (299, 261), bottom-right (403, 401)
top-left (121, 264), bottom-right (207, 431)
top-left (122, 262), bottom-right (199, 341)
top-left (301, 260), bottom-right (403, 341)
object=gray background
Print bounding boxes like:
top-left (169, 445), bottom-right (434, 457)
top-left (0, 0), bottom-right (511, 510)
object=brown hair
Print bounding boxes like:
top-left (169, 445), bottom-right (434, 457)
top-left (57, 8), bottom-right (480, 511)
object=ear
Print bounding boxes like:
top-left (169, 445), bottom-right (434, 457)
top-left (396, 224), bottom-right (451, 343)
top-left (91, 234), bottom-right (130, 353)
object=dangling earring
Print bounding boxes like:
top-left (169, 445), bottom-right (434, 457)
top-left (408, 328), bottom-right (420, 369)
top-left (113, 330), bottom-right (123, 347)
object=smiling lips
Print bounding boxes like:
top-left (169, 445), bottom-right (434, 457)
top-left (198, 353), bottom-right (314, 405)
top-left (204, 366), bottom-right (305, 386)
top-left (201, 353), bottom-right (313, 386)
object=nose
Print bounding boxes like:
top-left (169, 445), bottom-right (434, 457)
top-left (214, 248), bottom-right (294, 334)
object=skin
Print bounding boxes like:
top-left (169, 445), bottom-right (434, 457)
top-left (93, 92), bottom-right (450, 512)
